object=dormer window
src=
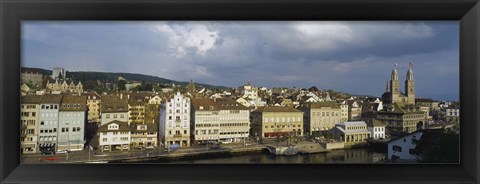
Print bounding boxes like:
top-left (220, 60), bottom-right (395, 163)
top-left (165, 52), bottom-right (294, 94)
top-left (199, 106), bottom-right (204, 110)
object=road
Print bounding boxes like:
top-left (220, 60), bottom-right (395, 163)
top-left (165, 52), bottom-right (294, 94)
top-left (21, 141), bottom-right (266, 164)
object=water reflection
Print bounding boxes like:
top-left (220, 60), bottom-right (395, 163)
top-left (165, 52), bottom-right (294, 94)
top-left (152, 148), bottom-right (387, 164)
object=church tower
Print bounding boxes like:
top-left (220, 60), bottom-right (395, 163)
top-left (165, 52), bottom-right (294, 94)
top-left (390, 63), bottom-right (400, 103)
top-left (405, 63), bottom-right (415, 104)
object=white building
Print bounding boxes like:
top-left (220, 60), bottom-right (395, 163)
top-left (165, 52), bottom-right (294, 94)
top-left (332, 121), bottom-right (371, 148)
top-left (159, 92), bottom-right (191, 147)
top-left (240, 82), bottom-right (258, 99)
top-left (387, 131), bottom-right (423, 160)
top-left (191, 98), bottom-right (220, 143)
top-left (366, 119), bottom-right (386, 139)
top-left (217, 99), bottom-right (250, 143)
top-left (58, 95), bottom-right (87, 151)
top-left (98, 120), bottom-right (131, 152)
top-left (445, 106), bottom-right (460, 124)
top-left (38, 94), bottom-right (63, 152)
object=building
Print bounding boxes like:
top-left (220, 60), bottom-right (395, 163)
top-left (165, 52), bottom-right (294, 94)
top-left (347, 100), bottom-right (362, 121)
top-left (21, 67), bottom-right (47, 87)
top-left (191, 98), bottom-right (220, 143)
top-left (377, 103), bottom-right (425, 133)
top-left (130, 123), bottom-right (158, 149)
top-left (20, 95), bottom-right (43, 154)
top-left (416, 98), bottom-right (440, 111)
top-left (128, 94), bottom-right (147, 125)
top-left (82, 92), bottom-right (101, 123)
top-left (216, 98), bottom-right (250, 143)
top-left (98, 120), bottom-right (131, 152)
top-left (382, 64), bottom-right (416, 106)
top-left (250, 106), bottom-right (304, 138)
top-left (365, 119), bottom-right (386, 139)
top-left (378, 64), bottom-right (424, 133)
top-left (159, 92), bottom-right (191, 148)
top-left (387, 131), bottom-right (423, 160)
top-left (100, 94), bottom-right (129, 125)
top-left (240, 82), bottom-right (258, 99)
top-left (332, 121), bottom-right (371, 148)
top-left (445, 106), bottom-right (460, 124)
top-left (58, 95), bottom-right (87, 151)
top-left (299, 102), bottom-right (342, 136)
top-left (38, 94), bottom-right (63, 153)
top-left (339, 100), bottom-right (349, 122)
top-left (46, 79), bottom-right (84, 93)
top-left (130, 100), bottom-right (160, 149)
top-left (51, 67), bottom-right (65, 79)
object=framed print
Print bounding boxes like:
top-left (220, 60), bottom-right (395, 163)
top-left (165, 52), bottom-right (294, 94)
top-left (1, 0), bottom-right (479, 183)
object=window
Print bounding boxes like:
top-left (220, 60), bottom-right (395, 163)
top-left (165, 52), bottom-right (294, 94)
top-left (392, 145), bottom-right (402, 152)
top-left (409, 149), bottom-right (416, 154)
top-left (184, 130), bottom-right (187, 134)
top-left (103, 138), bottom-right (107, 142)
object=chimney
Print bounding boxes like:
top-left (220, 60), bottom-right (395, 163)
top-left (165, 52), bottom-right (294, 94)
top-left (120, 93), bottom-right (123, 99)
top-left (128, 94), bottom-right (130, 99)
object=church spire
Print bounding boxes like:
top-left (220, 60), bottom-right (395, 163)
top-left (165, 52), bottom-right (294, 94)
top-left (391, 63), bottom-right (398, 80)
top-left (386, 79), bottom-right (389, 92)
top-left (406, 62), bottom-right (414, 80)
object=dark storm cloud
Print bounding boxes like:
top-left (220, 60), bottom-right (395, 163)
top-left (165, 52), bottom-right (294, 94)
top-left (22, 21), bottom-right (459, 101)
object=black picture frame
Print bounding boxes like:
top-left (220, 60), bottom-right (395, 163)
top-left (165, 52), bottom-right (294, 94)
top-left (1, 0), bottom-right (479, 183)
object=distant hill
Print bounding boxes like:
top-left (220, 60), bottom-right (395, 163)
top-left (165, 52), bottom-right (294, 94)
top-left (66, 71), bottom-right (230, 89)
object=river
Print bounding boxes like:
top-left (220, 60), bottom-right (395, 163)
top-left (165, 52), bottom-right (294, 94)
top-left (144, 148), bottom-right (387, 164)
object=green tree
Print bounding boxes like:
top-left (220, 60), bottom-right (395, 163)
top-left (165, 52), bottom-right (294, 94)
top-left (419, 133), bottom-right (459, 163)
top-left (118, 80), bottom-right (126, 91)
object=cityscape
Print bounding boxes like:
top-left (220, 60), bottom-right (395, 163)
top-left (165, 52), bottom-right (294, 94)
top-left (20, 21), bottom-right (459, 164)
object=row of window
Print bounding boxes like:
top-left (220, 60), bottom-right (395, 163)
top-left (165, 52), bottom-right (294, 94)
top-left (195, 130), bottom-right (219, 135)
top-left (39, 136), bottom-right (56, 141)
top-left (62, 103), bottom-right (82, 108)
top-left (21, 105), bottom-right (37, 109)
top-left (40, 128), bottom-right (56, 133)
top-left (265, 124), bottom-right (302, 129)
top-left (220, 123), bottom-right (249, 127)
top-left (219, 131), bottom-right (248, 135)
top-left (40, 113), bottom-right (57, 118)
top-left (21, 120), bottom-right (36, 126)
top-left (264, 117), bottom-right (302, 123)
top-left (105, 114), bottom-right (126, 119)
top-left (41, 105), bottom-right (58, 110)
top-left (102, 137), bottom-right (129, 142)
top-left (311, 111), bottom-right (340, 117)
top-left (21, 112), bottom-right (36, 117)
top-left (40, 121), bottom-right (57, 126)
top-left (346, 126), bottom-right (366, 130)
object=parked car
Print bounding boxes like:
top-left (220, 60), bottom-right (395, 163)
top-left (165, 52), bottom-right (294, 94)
top-left (56, 150), bottom-right (68, 154)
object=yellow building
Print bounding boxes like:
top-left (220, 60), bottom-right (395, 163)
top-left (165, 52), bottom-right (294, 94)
top-left (251, 106), bottom-right (304, 138)
top-left (20, 95), bottom-right (43, 154)
top-left (299, 102), bottom-right (342, 135)
top-left (82, 92), bottom-right (101, 123)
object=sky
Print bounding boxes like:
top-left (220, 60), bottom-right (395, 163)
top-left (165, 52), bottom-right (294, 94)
top-left (22, 21), bottom-right (459, 101)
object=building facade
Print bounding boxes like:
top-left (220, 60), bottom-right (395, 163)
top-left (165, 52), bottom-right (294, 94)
top-left (38, 94), bottom-right (63, 153)
top-left (217, 99), bottom-right (250, 143)
top-left (299, 102), bottom-right (342, 135)
top-left (20, 95), bottom-right (43, 154)
top-left (387, 131), bottom-right (423, 160)
top-left (58, 95), bottom-right (87, 151)
top-left (159, 92), bottom-right (191, 148)
top-left (191, 98), bottom-right (220, 143)
top-left (332, 121), bottom-right (371, 148)
top-left (100, 94), bottom-right (129, 125)
top-left (82, 92), bottom-right (101, 123)
top-left (250, 106), bottom-right (304, 138)
top-left (98, 121), bottom-right (131, 152)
